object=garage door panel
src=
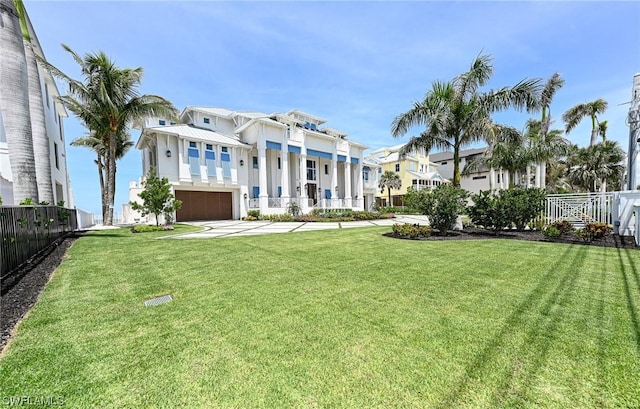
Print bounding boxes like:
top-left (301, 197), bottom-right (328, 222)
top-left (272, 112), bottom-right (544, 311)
top-left (175, 191), bottom-right (232, 221)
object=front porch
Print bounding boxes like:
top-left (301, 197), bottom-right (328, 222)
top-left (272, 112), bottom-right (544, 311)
top-left (248, 196), bottom-right (365, 214)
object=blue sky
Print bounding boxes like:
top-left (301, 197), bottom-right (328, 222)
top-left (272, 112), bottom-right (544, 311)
top-left (25, 1), bottom-right (640, 214)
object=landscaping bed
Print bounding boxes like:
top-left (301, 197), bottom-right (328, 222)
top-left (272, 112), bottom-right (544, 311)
top-left (385, 227), bottom-right (637, 249)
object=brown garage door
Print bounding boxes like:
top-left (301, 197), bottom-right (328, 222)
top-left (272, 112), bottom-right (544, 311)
top-left (175, 191), bottom-right (233, 221)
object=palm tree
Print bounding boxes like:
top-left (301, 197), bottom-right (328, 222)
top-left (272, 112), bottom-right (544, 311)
top-left (533, 73), bottom-right (564, 187)
top-left (567, 141), bottom-right (624, 192)
top-left (71, 131), bottom-right (133, 220)
top-left (42, 45), bottom-right (177, 224)
top-left (18, 2), bottom-right (55, 203)
top-left (391, 54), bottom-right (541, 187)
top-left (598, 120), bottom-right (608, 142)
top-left (0, 0), bottom-right (39, 203)
top-left (562, 98), bottom-right (608, 147)
top-left (464, 124), bottom-right (530, 188)
top-left (378, 170), bottom-right (401, 207)
top-left (526, 119), bottom-right (569, 189)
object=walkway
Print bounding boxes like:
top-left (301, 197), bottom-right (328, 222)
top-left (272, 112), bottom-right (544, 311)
top-left (171, 215), bottom-right (430, 239)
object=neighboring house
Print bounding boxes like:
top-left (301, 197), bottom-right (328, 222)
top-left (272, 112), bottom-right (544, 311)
top-left (366, 143), bottom-right (447, 206)
top-left (0, 8), bottom-right (73, 206)
top-left (126, 107), bottom-right (368, 222)
top-left (362, 159), bottom-right (381, 211)
top-left (430, 147), bottom-right (504, 195)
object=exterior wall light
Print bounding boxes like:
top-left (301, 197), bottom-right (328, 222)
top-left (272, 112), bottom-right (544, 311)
top-left (166, 150), bottom-right (172, 158)
top-left (243, 193), bottom-right (248, 199)
top-left (239, 159), bottom-right (244, 166)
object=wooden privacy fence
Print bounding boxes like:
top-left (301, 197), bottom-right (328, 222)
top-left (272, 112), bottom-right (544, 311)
top-left (0, 205), bottom-right (77, 293)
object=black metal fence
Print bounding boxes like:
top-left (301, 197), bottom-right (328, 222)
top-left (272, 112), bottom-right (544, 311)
top-left (0, 205), bottom-right (77, 293)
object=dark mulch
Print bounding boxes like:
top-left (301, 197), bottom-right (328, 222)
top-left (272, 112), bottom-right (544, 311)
top-left (1, 234), bottom-right (80, 353)
top-left (385, 227), bottom-right (638, 249)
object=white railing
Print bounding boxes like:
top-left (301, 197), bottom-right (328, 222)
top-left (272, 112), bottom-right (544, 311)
top-left (268, 198), bottom-right (282, 208)
top-left (92, 211), bottom-right (125, 225)
top-left (545, 192), bottom-right (614, 227)
top-left (248, 199), bottom-right (259, 209)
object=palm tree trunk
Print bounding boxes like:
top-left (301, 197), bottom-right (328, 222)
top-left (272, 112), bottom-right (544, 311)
top-left (0, 0), bottom-right (39, 203)
top-left (489, 167), bottom-right (495, 190)
top-left (24, 40), bottom-right (54, 203)
top-left (526, 166), bottom-right (531, 188)
top-left (452, 148), bottom-right (461, 187)
top-left (590, 116), bottom-right (598, 147)
top-left (387, 187), bottom-right (391, 207)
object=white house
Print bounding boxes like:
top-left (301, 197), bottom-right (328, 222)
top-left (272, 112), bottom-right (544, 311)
top-left (0, 8), bottom-right (73, 207)
top-left (126, 107), bottom-right (368, 222)
top-left (430, 148), bottom-right (497, 194)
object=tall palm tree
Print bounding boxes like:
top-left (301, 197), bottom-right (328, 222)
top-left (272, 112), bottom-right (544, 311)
top-left (567, 141), bottom-right (624, 192)
top-left (533, 73), bottom-right (564, 187)
top-left (19, 3), bottom-right (55, 203)
top-left (598, 120), bottom-right (608, 142)
top-left (562, 98), bottom-right (608, 147)
top-left (42, 45), bottom-right (177, 224)
top-left (0, 0), bottom-right (39, 203)
top-left (71, 131), bottom-right (133, 220)
top-left (391, 54), bottom-right (541, 187)
top-left (526, 119), bottom-right (569, 189)
top-left (378, 170), bottom-right (401, 207)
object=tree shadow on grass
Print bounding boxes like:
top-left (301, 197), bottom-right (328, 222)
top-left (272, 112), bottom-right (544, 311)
top-left (617, 248), bottom-right (640, 353)
top-left (435, 244), bottom-right (588, 408)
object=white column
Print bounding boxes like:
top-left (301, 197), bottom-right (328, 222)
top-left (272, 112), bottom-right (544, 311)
top-left (331, 157), bottom-right (338, 208)
top-left (534, 163), bottom-right (541, 188)
top-left (526, 165), bottom-right (531, 188)
top-left (177, 138), bottom-right (185, 180)
top-left (540, 163), bottom-right (546, 189)
top-left (299, 153), bottom-right (308, 212)
top-left (489, 167), bottom-right (495, 190)
top-left (344, 161), bottom-right (352, 208)
top-left (258, 142), bottom-right (268, 213)
top-left (281, 145), bottom-right (290, 201)
top-left (356, 161), bottom-right (363, 209)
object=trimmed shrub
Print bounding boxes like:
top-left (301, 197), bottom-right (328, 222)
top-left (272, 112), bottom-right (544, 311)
top-left (541, 225), bottom-right (561, 239)
top-left (550, 220), bottom-right (574, 235)
top-left (467, 190), bottom-right (510, 233)
top-left (404, 185), bottom-right (468, 235)
top-left (392, 223), bottom-right (431, 238)
top-left (501, 188), bottom-right (546, 231)
top-left (131, 225), bottom-right (166, 233)
top-left (576, 222), bottom-right (612, 242)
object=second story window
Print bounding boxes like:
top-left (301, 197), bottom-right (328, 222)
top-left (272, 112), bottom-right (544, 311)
top-left (205, 145), bottom-right (216, 177)
top-left (395, 163), bottom-right (400, 172)
top-left (188, 141), bottom-right (200, 176)
top-left (221, 147), bottom-right (231, 178)
top-left (252, 156), bottom-right (258, 169)
top-left (324, 164), bottom-right (329, 175)
top-left (159, 120), bottom-right (166, 125)
top-left (203, 117), bottom-right (210, 124)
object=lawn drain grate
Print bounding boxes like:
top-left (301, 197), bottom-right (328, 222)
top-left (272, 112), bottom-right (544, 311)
top-left (144, 294), bottom-right (173, 307)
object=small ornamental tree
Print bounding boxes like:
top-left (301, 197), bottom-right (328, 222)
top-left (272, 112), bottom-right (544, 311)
top-left (405, 184), bottom-right (468, 235)
top-left (130, 168), bottom-right (182, 226)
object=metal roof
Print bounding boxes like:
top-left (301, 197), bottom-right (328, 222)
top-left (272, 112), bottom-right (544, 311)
top-left (430, 147), bottom-right (488, 162)
top-left (137, 124), bottom-right (249, 149)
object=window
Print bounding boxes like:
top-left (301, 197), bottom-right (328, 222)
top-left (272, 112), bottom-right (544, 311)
top-left (159, 120), bottom-right (166, 125)
top-left (441, 161), bottom-right (448, 165)
top-left (252, 156), bottom-right (258, 169)
top-left (395, 163), bottom-right (400, 172)
top-left (44, 83), bottom-right (50, 108)
top-left (188, 143), bottom-right (200, 175)
top-left (205, 145), bottom-right (216, 177)
top-left (221, 147), bottom-right (228, 152)
top-left (306, 160), bottom-right (317, 181)
top-left (203, 117), bottom-right (210, 124)
top-left (278, 157), bottom-right (281, 170)
top-left (221, 150), bottom-right (231, 178)
top-left (324, 164), bottom-right (329, 175)
top-left (53, 142), bottom-right (59, 170)
top-left (170, 122), bottom-right (176, 125)
top-left (252, 186), bottom-right (260, 199)
top-left (409, 162), bottom-right (415, 171)
top-left (472, 175), bottom-right (487, 180)
top-left (497, 174), bottom-right (501, 184)
top-left (363, 169), bottom-right (369, 181)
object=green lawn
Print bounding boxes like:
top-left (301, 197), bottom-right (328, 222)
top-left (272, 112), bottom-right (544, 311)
top-left (1, 226), bottom-right (639, 408)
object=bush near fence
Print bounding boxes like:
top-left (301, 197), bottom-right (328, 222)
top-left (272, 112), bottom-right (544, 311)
top-left (0, 205), bottom-right (77, 293)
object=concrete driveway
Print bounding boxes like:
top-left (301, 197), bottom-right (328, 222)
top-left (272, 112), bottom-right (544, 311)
top-left (171, 214), bottom-right (430, 239)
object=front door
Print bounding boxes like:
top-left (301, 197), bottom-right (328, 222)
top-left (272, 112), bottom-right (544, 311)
top-left (307, 183), bottom-right (317, 205)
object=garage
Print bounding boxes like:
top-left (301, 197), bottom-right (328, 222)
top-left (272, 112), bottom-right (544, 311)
top-left (175, 191), bottom-right (233, 221)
